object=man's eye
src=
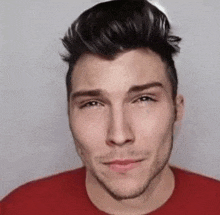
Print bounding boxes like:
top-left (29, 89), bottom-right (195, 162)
top-left (135, 96), bottom-right (155, 103)
top-left (80, 101), bottom-right (102, 109)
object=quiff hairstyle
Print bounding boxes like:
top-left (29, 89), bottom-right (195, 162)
top-left (61, 0), bottom-right (181, 100)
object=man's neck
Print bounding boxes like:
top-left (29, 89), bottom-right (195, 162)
top-left (86, 165), bottom-right (175, 215)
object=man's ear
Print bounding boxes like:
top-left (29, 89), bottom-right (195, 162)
top-left (175, 94), bottom-right (184, 122)
top-left (173, 94), bottom-right (184, 139)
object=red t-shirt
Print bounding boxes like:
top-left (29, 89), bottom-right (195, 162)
top-left (1, 166), bottom-right (220, 215)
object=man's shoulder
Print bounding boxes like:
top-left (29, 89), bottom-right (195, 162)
top-left (171, 165), bottom-right (220, 188)
top-left (170, 166), bottom-right (220, 210)
top-left (3, 167), bottom-right (86, 199)
top-left (1, 167), bottom-right (89, 214)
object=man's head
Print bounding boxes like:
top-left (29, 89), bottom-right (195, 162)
top-left (62, 0), bottom-right (184, 205)
top-left (62, 0), bottom-right (181, 101)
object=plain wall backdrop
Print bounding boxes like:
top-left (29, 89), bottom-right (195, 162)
top-left (0, 0), bottom-right (220, 199)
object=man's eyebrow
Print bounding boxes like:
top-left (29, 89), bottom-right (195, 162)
top-left (70, 89), bottom-right (102, 101)
top-left (128, 82), bottom-right (164, 93)
top-left (70, 82), bottom-right (164, 100)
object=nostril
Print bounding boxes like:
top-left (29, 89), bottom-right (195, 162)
top-left (106, 138), bottom-right (134, 147)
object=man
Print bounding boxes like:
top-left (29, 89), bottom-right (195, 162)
top-left (1, 0), bottom-right (220, 214)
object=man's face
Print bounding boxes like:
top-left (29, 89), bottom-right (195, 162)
top-left (68, 49), bottom-right (181, 200)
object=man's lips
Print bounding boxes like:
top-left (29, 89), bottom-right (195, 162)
top-left (103, 159), bottom-right (143, 165)
top-left (104, 159), bottom-right (143, 173)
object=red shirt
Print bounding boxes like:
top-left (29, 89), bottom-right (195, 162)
top-left (1, 166), bottom-right (220, 214)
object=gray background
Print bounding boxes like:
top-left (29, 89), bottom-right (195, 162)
top-left (0, 0), bottom-right (220, 199)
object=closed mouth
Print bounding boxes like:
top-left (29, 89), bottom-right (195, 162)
top-left (103, 159), bottom-right (144, 173)
top-left (103, 159), bottom-right (144, 165)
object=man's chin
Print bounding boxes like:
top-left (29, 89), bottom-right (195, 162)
top-left (94, 171), bottom-right (151, 200)
top-left (89, 160), bottom-right (170, 201)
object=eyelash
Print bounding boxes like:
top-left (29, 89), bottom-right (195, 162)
top-left (134, 95), bottom-right (156, 103)
top-left (80, 101), bottom-right (103, 109)
top-left (79, 95), bottom-right (156, 109)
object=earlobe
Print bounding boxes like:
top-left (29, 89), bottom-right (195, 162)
top-left (175, 94), bottom-right (184, 122)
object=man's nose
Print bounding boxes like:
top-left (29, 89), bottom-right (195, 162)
top-left (106, 107), bottom-right (135, 147)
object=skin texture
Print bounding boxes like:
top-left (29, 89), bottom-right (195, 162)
top-left (68, 48), bottom-right (184, 214)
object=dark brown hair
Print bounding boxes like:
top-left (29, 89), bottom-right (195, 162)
top-left (61, 0), bottom-right (181, 100)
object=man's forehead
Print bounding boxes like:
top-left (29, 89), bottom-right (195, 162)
top-left (72, 49), bottom-right (167, 77)
top-left (70, 49), bottom-right (171, 94)
top-left (74, 48), bottom-right (159, 65)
